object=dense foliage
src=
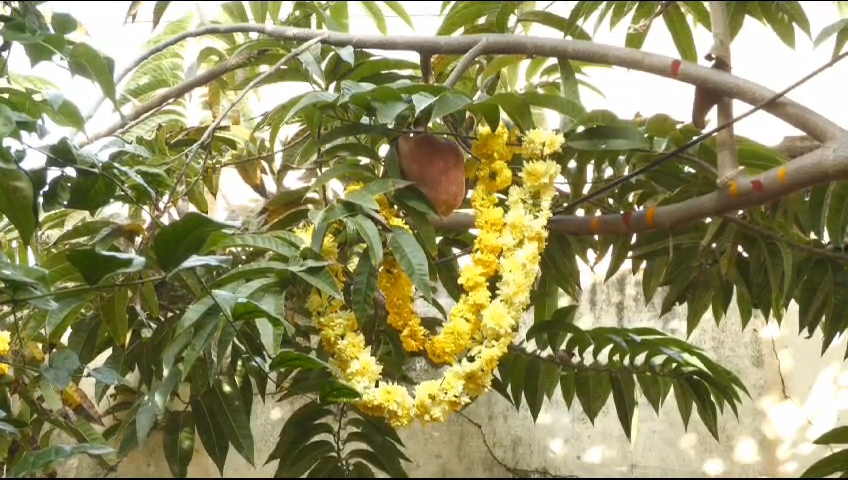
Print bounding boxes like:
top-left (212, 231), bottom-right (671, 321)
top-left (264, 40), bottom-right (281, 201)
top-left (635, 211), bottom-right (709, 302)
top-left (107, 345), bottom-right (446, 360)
top-left (0, 0), bottom-right (846, 477)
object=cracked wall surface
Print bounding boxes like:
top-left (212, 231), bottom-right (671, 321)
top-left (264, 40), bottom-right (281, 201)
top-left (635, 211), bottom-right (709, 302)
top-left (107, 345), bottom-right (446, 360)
top-left (59, 269), bottom-right (848, 478)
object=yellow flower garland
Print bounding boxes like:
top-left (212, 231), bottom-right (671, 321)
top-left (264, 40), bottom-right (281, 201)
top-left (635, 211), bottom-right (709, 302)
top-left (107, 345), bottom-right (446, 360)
top-left (303, 126), bottom-right (564, 427)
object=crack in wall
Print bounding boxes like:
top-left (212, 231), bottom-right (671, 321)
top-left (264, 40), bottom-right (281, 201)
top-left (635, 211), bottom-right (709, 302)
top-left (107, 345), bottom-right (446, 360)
top-left (458, 412), bottom-right (578, 478)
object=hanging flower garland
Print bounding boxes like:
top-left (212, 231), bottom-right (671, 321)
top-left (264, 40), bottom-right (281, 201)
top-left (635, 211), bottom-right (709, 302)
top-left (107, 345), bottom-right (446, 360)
top-left (299, 126), bottom-right (564, 427)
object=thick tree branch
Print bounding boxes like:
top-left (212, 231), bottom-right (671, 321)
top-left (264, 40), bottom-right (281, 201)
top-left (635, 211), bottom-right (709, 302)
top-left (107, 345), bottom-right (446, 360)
top-left (433, 139), bottom-right (848, 236)
top-left (709, 1), bottom-right (742, 186)
top-left (105, 24), bottom-right (845, 143)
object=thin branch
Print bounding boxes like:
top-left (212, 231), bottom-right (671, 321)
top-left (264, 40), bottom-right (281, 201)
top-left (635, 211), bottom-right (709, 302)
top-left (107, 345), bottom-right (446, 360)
top-left (98, 24), bottom-right (845, 143)
top-left (160, 34), bottom-right (329, 215)
top-left (709, 1), bottom-right (741, 186)
top-left (0, 276), bottom-right (166, 306)
top-left (444, 39), bottom-right (489, 89)
top-left (720, 214), bottom-right (848, 262)
top-left (80, 50), bottom-right (266, 147)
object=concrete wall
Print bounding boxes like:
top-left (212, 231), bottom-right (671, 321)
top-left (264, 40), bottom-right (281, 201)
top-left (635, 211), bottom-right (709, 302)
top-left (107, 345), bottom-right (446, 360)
top-left (58, 268), bottom-right (848, 478)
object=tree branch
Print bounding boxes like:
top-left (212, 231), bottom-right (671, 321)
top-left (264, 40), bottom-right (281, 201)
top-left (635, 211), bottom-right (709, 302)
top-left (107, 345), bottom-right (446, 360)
top-left (160, 34), bottom-right (329, 215)
top-left (101, 24), bottom-right (846, 143)
top-left (708, 1), bottom-right (742, 186)
top-left (433, 139), bottom-right (848, 236)
top-left (79, 50), bottom-right (265, 147)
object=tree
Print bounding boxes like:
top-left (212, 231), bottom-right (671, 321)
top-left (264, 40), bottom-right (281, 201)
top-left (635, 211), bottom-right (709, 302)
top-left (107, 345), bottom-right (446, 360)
top-left (0, 0), bottom-right (847, 477)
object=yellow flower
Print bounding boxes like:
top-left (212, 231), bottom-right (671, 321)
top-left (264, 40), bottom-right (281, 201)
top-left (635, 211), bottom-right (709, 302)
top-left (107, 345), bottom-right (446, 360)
top-left (521, 129), bottom-right (565, 161)
top-left (472, 124), bottom-right (513, 163)
top-left (0, 331), bottom-right (10, 356)
top-left (308, 131), bottom-right (562, 428)
top-left (360, 383), bottom-right (415, 428)
top-left (0, 363), bottom-right (9, 377)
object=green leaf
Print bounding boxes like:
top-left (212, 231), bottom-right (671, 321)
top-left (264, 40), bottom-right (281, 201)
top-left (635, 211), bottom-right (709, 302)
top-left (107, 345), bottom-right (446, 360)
top-left (813, 426), bottom-right (848, 445)
top-left (211, 376), bottom-right (255, 466)
top-left (276, 440), bottom-right (336, 478)
top-left (191, 395), bottom-right (229, 475)
top-left (7, 443), bottom-right (115, 478)
top-left (575, 370), bottom-right (611, 424)
top-left (319, 380), bottom-right (361, 403)
top-left (800, 449), bottom-right (848, 478)
top-left (344, 178), bottom-right (413, 211)
top-left (517, 10), bottom-right (591, 40)
top-left (203, 233), bottom-right (298, 257)
top-left (163, 410), bottom-right (195, 478)
top-left (65, 248), bottom-right (145, 285)
top-left (382, 1), bottom-right (414, 28)
top-left (100, 287), bottom-right (130, 345)
top-left (39, 349), bottom-right (81, 389)
top-left (293, 266), bottom-right (343, 300)
top-left (352, 251), bottom-right (378, 326)
top-left (44, 91), bottom-right (85, 131)
top-left (429, 91), bottom-right (471, 122)
top-left (361, 2), bottom-right (388, 34)
top-left (567, 124), bottom-right (650, 151)
top-left (50, 12), bottom-right (78, 34)
top-left (389, 226), bottom-right (432, 301)
top-left (0, 149), bottom-right (37, 246)
top-left (88, 366), bottom-right (129, 386)
top-left (68, 43), bottom-right (117, 106)
top-left (154, 212), bottom-right (235, 272)
top-left (351, 215), bottom-right (383, 266)
top-left (152, 1), bottom-right (171, 30)
top-left (662, 2), bottom-right (698, 62)
top-left (270, 350), bottom-right (332, 372)
top-left (267, 402), bottom-right (334, 465)
top-left (610, 373), bottom-right (637, 441)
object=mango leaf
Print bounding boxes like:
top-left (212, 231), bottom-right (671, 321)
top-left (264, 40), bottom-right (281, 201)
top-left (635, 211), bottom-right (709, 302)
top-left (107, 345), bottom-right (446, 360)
top-left (270, 350), bottom-right (332, 372)
top-left (100, 287), bottom-right (130, 346)
top-left (0, 149), bottom-right (37, 246)
top-left (87, 366), bottom-right (129, 386)
top-left (154, 212), bottom-right (235, 272)
top-left (352, 250), bottom-right (378, 326)
top-left (388, 226), bottom-right (432, 301)
top-left (211, 376), bottom-right (255, 466)
top-left (344, 178), bottom-right (413, 211)
top-left (191, 395), bottom-right (229, 475)
top-left (7, 443), bottom-right (115, 478)
top-left (351, 215), bottom-right (383, 266)
top-left (39, 349), bottom-right (81, 389)
top-left (65, 248), bottom-right (145, 285)
top-left (662, 2), bottom-right (697, 62)
top-left (163, 410), bottom-right (195, 478)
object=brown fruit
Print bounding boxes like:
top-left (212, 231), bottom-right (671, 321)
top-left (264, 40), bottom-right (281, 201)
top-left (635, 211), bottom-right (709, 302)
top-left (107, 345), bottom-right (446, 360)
top-left (397, 133), bottom-right (466, 217)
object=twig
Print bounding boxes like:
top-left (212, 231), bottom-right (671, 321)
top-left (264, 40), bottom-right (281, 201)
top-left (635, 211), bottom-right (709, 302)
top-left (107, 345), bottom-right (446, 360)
top-left (458, 412), bottom-right (570, 478)
top-left (159, 34), bottom-right (329, 217)
top-left (0, 276), bottom-right (166, 306)
top-left (720, 214), bottom-right (848, 262)
top-left (444, 39), bottom-right (489, 89)
top-left (709, 1), bottom-right (742, 186)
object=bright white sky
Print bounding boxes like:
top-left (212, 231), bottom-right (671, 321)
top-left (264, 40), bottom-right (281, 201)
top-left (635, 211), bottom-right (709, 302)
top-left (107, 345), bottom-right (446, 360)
top-left (9, 1), bottom-right (848, 206)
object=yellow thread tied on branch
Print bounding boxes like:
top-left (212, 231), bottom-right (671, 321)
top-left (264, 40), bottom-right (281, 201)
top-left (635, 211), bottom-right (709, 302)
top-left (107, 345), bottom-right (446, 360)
top-left (305, 126), bottom-right (563, 427)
